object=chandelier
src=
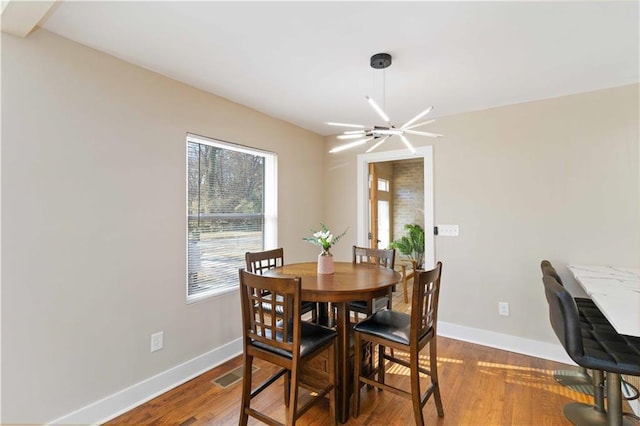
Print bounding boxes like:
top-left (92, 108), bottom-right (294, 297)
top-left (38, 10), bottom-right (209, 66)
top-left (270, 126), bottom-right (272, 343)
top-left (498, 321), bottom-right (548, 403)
top-left (328, 53), bottom-right (442, 154)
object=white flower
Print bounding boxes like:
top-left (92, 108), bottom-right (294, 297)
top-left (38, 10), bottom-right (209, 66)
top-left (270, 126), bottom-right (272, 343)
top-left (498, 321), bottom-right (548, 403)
top-left (303, 224), bottom-right (348, 251)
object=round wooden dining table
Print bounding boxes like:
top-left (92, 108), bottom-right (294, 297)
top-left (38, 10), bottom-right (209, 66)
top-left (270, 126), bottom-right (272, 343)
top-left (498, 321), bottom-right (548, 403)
top-left (264, 261), bottom-right (401, 423)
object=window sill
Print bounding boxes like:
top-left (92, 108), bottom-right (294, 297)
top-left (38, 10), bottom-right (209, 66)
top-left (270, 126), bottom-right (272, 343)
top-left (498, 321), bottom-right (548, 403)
top-left (186, 285), bottom-right (238, 305)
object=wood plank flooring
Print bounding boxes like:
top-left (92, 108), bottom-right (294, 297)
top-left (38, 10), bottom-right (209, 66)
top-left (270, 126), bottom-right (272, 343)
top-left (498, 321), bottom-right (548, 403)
top-left (107, 285), bottom-right (603, 425)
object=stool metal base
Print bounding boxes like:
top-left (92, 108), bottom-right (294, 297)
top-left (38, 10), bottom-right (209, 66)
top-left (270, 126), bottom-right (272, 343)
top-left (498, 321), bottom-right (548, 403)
top-left (554, 369), bottom-right (595, 396)
top-left (563, 403), bottom-right (635, 426)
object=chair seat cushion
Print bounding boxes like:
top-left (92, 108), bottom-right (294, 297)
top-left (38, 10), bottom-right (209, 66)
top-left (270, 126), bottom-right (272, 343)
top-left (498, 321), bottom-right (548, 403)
top-left (251, 322), bottom-right (337, 359)
top-left (349, 297), bottom-right (389, 312)
top-left (578, 326), bottom-right (640, 376)
top-left (353, 310), bottom-right (429, 346)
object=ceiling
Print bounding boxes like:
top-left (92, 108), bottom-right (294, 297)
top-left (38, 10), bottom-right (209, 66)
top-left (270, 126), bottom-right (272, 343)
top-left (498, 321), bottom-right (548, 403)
top-left (35, 1), bottom-right (639, 136)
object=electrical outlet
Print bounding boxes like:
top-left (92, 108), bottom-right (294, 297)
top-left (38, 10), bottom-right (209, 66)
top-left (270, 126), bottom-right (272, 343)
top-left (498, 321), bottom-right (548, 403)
top-left (151, 331), bottom-right (164, 352)
top-left (498, 302), bottom-right (510, 317)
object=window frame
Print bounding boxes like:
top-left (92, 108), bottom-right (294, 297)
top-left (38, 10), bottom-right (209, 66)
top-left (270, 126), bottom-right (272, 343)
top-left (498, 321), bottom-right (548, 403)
top-left (185, 133), bottom-right (278, 304)
top-left (377, 178), bottom-right (390, 192)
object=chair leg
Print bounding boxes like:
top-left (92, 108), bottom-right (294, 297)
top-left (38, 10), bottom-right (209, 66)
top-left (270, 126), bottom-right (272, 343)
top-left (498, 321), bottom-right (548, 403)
top-left (287, 366), bottom-right (300, 426)
top-left (284, 370), bottom-right (291, 407)
top-left (606, 372), bottom-right (623, 426)
top-left (402, 273), bottom-right (409, 304)
top-left (592, 370), bottom-right (605, 414)
top-left (352, 331), bottom-right (363, 418)
top-left (430, 340), bottom-right (444, 417)
top-left (328, 342), bottom-right (337, 426)
top-left (378, 343), bottom-right (385, 387)
top-left (385, 294), bottom-right (395, 358)
top-left (410, 349), bottom-right (425, 426)
top-left (239, 354), bottom-right (253, 426)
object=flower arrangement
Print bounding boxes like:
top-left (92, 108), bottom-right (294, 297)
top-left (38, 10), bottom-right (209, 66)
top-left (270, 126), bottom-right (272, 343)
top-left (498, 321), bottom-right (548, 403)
top-left (303, 223), bottom-right (348, 254)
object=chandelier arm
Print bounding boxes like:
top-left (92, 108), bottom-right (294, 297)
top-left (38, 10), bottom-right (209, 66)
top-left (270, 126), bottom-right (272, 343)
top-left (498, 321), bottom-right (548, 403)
top-left (337, 133), bottom-right (367, 140)
top-left (326, 122), bottom-right (365, 129)
top-left (366, 96), bottom-right (391, 125)
top-left (329, 137), bottom-right (373, 154)
top-left (399, 134), bottom-right (417, 154)
top-left (404, 119), bottom-right (436, 130)
top-left (403, 129), bottom-right (443, 138)
top-left (366, 136), bottom-right (390, 153)
top-left (401, 106), bottom-right (434, 129)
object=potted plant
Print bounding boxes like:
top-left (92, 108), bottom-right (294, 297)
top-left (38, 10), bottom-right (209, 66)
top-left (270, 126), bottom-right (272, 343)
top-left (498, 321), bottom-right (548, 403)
top-left (390, 223), bottom-right (425, 269)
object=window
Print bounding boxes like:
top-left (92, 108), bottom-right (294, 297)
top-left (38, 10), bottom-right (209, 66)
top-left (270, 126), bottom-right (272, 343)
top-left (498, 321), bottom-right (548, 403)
top-left (378, 200), bottom-right (390, 249)
top-left (377, 178), bottom-right (390, 192)
top-left (186, 134), bottom-right (277, 302)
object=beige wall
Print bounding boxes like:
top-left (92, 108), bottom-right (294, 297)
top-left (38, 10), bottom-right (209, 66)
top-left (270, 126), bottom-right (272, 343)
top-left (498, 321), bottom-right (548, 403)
top-left (325, 84), bottom-right (639, 342)
top-left (1, 29), bottom-right (326, 423)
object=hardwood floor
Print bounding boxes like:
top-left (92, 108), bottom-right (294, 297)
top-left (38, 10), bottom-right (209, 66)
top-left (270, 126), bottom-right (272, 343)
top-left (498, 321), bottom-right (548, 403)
top-left (107, 286), bottom-right (600, 425)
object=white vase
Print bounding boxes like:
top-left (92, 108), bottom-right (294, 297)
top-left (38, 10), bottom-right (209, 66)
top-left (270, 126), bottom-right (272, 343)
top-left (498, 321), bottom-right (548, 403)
top-left (317, 250), bottom-right (334, 274)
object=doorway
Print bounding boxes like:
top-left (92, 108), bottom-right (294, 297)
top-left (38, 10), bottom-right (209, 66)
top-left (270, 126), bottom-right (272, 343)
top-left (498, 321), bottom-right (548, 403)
top-left (356, 146), bottom-right (435, 268)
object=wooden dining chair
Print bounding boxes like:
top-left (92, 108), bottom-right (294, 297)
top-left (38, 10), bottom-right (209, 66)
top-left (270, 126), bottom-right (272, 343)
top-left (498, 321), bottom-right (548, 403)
top-left (245, 248), bottom-right (318, 323)
top-left (239, 269), bottom-right (337, 426)
top-left (348, 246), bottom-right (396, 322)
top-left (352, 262), bottom-right (444, 426)
top-left (399, 259), bottom-right (418, 304)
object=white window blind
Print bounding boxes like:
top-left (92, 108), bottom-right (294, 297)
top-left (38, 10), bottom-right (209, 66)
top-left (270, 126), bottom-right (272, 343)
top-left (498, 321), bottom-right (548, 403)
top-left (186, 134), bottom-right (277, 302)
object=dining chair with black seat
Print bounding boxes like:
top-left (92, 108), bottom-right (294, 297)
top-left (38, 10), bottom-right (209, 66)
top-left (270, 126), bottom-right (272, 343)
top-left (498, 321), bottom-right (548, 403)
top-left (349, 246), bottom-right (396, 323)
top-left (542, 274), bottom-right (640, 426)
top-left (238, 269), bottom-right (338, 426)
top-left (352, 262), bottom-right (444, 426)
top-left (246, 248), bottom-right (318, 323)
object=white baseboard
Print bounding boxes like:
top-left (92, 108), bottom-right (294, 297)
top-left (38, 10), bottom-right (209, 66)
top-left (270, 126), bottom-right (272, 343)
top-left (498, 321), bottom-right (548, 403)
top-left (47, 338), bottom-right (243, 425)
top-left (47, 322), bottom-right (639, 424)
top-left (437, 321), bottom-right (575, 365)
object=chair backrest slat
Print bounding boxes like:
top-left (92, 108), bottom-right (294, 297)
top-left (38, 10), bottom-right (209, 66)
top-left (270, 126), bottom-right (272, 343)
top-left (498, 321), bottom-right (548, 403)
top-left (411, 262), bottom-right (442, 340)
top-left (246, 248), bottom-right (284, 275)
top-left (240, 269), bottom-right (301, 354)
top-left (353, 245), bottom-right (396, 269)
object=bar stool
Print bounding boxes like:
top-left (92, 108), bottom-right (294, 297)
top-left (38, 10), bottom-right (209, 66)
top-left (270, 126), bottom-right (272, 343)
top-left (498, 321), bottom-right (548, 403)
top-left (542, 275), bottom-right (640, 425)
top-left (541, 260), bottom-right (605, 395)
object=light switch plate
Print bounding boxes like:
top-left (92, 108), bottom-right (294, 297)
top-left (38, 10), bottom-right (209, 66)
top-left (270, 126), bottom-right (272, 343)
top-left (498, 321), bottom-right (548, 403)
top-left (437, 224), bottom-right (459, 237)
